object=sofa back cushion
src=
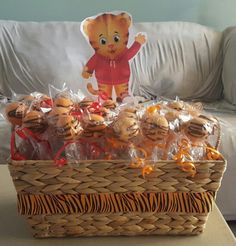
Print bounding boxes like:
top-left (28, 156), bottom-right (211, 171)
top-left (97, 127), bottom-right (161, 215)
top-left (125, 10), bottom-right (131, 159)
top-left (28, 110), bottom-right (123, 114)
top-left (222, 27), bottom-right (236, 105)
top-left (0, 21), bottom-right (223, 100)
top-left (131, 22), bottom-right (223, 100)
top-left (0, 21), bottom-right (90, 97)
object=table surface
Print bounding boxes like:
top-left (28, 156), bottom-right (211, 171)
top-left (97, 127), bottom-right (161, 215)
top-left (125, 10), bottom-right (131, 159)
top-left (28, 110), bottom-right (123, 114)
top-left (0, 165), bottom-right (235, 246)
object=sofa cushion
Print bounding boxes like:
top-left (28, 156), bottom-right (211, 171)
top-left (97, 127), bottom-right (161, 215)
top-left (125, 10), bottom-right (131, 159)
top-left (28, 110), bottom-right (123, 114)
top-left (0, 21), bottom-right (223, 101)
top-left (0, 21), bottom-right (91, 97)
top-left (131, 22), bottom-right (223, 101)
top-left (222, 27), bottom-right (236, 105)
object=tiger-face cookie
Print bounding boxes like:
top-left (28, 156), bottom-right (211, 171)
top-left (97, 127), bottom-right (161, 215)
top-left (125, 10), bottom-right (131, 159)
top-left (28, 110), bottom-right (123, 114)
top-left (22, 111), bottom-right (48, 133)
top-left (55, 115), bottom-right (83, 141)
top-left (141, 113), bottom-right (169, 142)
top-left (113, 114), bottom-right (139, 142)
top-left (5, 102), bottom-right (28, 126)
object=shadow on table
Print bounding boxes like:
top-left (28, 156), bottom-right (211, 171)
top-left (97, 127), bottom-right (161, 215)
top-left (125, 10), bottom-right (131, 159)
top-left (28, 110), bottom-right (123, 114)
top-left (227, 221), bottom-right (236, 237)
top-left (0, 201), bottom-right (30, 239)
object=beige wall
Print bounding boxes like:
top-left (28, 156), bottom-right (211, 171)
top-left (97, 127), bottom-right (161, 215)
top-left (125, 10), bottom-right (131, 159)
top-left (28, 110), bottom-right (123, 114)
top-left (0, 0), bottom-right (235, 30)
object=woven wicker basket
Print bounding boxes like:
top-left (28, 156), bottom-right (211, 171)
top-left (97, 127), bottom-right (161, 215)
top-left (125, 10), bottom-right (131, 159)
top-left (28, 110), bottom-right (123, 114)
top-left (8, 156), bottom-right (226, 238)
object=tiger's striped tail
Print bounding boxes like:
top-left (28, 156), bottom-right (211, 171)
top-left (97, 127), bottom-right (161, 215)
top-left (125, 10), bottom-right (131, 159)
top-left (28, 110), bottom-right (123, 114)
top-left (87, 83), bottom-right (99, 95)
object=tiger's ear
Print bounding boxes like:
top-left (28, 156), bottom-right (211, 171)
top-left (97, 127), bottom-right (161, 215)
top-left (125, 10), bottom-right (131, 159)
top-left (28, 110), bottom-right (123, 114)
top-left (82, 18), bottom-right (94, 36)
top-left (118, 12), bottom-right (132, 28)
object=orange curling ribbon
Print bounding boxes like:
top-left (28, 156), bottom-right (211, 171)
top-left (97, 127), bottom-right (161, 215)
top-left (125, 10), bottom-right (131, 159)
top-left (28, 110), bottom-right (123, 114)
top-left (178, 161), bottom-right (196, 177)
top-left (206, 146), bottom-right (223, 160)
top-left (105, 137), bottom-right (132, 160)
top-left (129, 147), bottom-right (154, 177)
top-left (142, 165), bottom-right (154, 177)
top-left (177, 138), bottom-right (191, 151)
top-left (130, 146), bottom-right (148, 166)
top-left (173, 139), bottom-right (223, 176)
top-left (147, 104), bottom-right (161, 114)
top-left (106, 137), bottom-right (128, 149)
top-left (130, 157), bottom-right (153, 178)
top-left (130, 157), bottom-right (145, 168)
top-left (106, 139), bottom-right (153, 178)
top-left (173, 138), bottom-right (196, 177)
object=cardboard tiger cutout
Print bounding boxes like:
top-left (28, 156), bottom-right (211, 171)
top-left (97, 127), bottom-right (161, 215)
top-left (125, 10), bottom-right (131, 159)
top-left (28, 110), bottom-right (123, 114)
top-left (81, 12), bottom-right (146, 101)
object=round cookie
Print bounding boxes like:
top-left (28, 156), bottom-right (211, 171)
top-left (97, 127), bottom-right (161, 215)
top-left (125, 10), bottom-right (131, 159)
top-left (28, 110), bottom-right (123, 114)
top-left (184, 117), bottom-right (211, 142)
top-left (20, 94), bottom-right (52, 111)
top-left (102, 100), bottom-right (117, 110)
top-left (167, 101), bottom-right (184, 111)
top-left (185, 102), bottom-right (203, 117)
top-left (123, 107), bottom-right (138, 114)
top-left (19, 95), bottom-right (35, 106)
top-left (141, 113), bottom-right (169, 142)
top-left (82, 114), bottom-right (106, 138)
top-left (5, 102), bottom-right (28, 126)
top-left (54, 97), bottom-right (74, 109)
top-left (113, 114), bottom-right (139, 142)
top-left (165, 110), bottom-right (179, 122)
top-left (47, 107), bottom-right (70, 125)
top-left (198, 114), bottom-right (217, 125)
top-left (40, 94), bottom-right (51, 101)
top-left (22, 111), bottom-right (48, 133)
top-left (119, 108), bottom-right (138, 120)
top-left (55, 115), bottom-right (82, 141)
top-left (78, 98), bottom-right (94, 109)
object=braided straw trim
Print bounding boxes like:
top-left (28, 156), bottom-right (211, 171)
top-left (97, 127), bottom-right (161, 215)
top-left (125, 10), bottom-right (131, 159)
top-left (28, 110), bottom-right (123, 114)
top-left (26, 212), bottom-right (208, 238)
top-left (9, 159), bottom-right (226, 194)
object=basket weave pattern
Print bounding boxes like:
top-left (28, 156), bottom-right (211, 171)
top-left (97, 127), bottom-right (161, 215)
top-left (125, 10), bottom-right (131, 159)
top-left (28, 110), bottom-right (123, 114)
top-left (8, 159), bottom-right (226, 238)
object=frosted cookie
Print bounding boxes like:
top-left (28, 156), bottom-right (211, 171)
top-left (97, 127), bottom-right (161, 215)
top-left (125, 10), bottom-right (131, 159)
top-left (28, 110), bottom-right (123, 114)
top-left (5, 102), bottom-right (28, 126)
top-left (82, 113), bottom-right (106, 138)
top-left (22, 111), bottom-right (47, 133)
top-left (141, 113), bottom-right (169, 142)
top-left (78, 98), bottom-right (94, 109)
top-left (118, 107), bottom-right (138, 121)
top-left (54, 97), bottom-right (74, 109)
top-left (47, 107), bottom-right (70, 125)
top-left (113, 114), bottom-right (139, 142)
top-left (184, 117), bottom-right (211, 142)
top-left (167, 101), bottom-right (184, 111)
top-left (102, 100), bottom-right (117, 110)
top-left (55, 115), bottom-right (82, 140)
top-left (165, 110), bottom-right (179, 122)
top-left (19, 95), bottom-right (35, 106)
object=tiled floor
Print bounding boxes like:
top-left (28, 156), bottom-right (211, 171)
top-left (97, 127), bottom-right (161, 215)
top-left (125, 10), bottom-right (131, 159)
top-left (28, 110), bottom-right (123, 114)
top-left (227, 221), bottom-right (236, 237)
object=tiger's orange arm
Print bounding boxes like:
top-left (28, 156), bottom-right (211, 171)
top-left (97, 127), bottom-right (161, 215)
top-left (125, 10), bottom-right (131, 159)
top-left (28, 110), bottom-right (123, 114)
top-left (126, 41), bottom-right (141, 60)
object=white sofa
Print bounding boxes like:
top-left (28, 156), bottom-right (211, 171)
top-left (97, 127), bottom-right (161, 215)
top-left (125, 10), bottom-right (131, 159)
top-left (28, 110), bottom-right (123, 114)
top-left (0, 20), bottom-right (236, 220)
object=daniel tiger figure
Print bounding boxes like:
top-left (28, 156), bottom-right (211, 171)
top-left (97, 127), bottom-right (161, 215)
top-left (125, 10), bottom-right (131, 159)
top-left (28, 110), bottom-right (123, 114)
top-left (81, 12), bottom-right (146, 102)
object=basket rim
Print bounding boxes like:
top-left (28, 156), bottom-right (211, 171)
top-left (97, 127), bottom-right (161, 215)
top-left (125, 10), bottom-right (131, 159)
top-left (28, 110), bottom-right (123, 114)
top-left (9, 157), bottom-right (226, 167)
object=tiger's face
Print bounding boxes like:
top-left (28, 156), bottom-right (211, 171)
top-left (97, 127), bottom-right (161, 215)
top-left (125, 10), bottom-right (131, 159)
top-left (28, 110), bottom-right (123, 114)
top-left (82, 13), bottom-right (131, 59)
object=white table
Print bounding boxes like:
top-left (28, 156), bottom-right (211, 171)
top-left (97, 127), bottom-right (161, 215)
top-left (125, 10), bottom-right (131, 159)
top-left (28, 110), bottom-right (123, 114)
top-left (0, 165), bottom-right (235, 246)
